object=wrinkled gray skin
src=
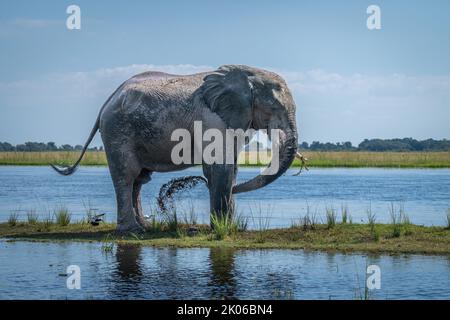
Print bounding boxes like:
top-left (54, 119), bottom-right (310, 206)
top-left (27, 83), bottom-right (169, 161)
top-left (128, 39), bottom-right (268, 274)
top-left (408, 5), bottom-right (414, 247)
top-left (52, 65), bottom-right (298, 233)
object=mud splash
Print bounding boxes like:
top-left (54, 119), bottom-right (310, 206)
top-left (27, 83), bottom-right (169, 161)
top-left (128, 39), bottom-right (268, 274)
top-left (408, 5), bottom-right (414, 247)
top-left (157, 176), bottom-right (207, 212)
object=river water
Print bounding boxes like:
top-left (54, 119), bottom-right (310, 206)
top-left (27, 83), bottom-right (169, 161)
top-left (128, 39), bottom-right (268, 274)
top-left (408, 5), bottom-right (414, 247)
top-left (1, 166), bottom-right (450, 299)
top-left (0, 166), bottom-right (449, 226)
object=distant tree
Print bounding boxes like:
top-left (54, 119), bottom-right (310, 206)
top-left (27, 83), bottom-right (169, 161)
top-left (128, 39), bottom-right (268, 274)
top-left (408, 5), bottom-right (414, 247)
top-left (419, 138), bottom-right (450, 151)
top-left (359, 138), bottom-right (413, 151)
top-left (309, 141), bottom-right (321, 151)
top-left (1, 138), bottom-right (450, 153)
top-left (46, 142), bottom-right (58, 151)
top-left (304, 141), bottom-right (353, 151)
top-left (0, 142), bottom-right (15, 151)
top-left (299, 142), bottom-right (309, 150)
top-left (15, 144), bottom-right (27, 151)
top-left (342, 141), bottom-right (353, 150)
top-left (24, 142), bottom-right (47, 151)
top-left (60, 144), bottom-right (73, 151)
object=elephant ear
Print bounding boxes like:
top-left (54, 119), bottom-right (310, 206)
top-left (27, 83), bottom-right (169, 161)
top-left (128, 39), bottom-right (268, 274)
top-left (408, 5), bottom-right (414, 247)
top-left (201, 66), bottom-right (253, 130)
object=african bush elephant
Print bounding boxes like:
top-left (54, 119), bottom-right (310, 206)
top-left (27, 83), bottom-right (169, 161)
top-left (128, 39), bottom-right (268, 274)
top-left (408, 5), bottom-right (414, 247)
top-left (52, 65), bottom-right (299, 232)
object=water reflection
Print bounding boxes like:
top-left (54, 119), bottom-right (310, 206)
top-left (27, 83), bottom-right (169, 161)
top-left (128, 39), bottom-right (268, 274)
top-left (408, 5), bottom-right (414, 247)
top-left (111, 245), bottom-right (240, 299)
top-left (208, 248), bottom-right (237, 300)
top-left (108, 243), bottom-right (144, 299)
top-left (115, 244), bottom-right (143, 280)
top-left (1, 241), bottom-right (450, 299)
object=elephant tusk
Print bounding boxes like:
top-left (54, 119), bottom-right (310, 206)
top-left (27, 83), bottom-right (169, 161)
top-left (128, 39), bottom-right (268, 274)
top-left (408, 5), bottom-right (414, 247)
top-left (293, 152), bottom-right (309, 176)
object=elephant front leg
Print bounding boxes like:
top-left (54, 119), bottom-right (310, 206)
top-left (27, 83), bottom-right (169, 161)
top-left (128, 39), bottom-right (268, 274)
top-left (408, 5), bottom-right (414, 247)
top-left (203, 164), bottom-right (237, 219)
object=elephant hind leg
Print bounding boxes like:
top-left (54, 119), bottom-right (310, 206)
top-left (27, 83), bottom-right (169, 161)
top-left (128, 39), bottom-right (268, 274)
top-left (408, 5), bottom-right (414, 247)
top-left (113, 178), bottom-right (143, 233)
top-left (106, 152), bottom-right (143, 233)
top-left (133, 169), bottom-right (152, 228)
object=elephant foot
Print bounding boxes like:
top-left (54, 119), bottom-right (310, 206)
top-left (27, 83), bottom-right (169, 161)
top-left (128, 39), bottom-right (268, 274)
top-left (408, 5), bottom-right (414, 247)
top-left (136, 215), bottom-right (153, 231)
top-left (116, 218), bottom-right (145, 234)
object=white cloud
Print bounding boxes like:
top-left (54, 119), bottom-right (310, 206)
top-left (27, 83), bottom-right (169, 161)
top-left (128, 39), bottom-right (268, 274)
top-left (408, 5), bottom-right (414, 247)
top-left (280, 69), bottom-right (450, 98)
top-left (0, 64), bottom-right (449, 145)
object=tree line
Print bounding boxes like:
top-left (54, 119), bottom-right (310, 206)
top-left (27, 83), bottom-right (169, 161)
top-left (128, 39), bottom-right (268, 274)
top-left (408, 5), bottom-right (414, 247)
top-left (1, 138), bottom-right (449, 152)
top-left (0, 141), bottom-right (103, 152)
top-left (300, 138), bottom-right (450, 152)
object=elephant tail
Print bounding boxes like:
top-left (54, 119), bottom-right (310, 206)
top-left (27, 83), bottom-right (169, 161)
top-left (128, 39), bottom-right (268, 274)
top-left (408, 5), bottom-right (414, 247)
top-left (50, 117), bottom-right (100, 176)
top-left (50, 80), bottom-right (128, 176)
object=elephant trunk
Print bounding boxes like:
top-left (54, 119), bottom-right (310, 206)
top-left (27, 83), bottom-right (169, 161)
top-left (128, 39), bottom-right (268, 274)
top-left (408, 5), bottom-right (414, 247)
top-left (232, 112), bottom-right (298, 194)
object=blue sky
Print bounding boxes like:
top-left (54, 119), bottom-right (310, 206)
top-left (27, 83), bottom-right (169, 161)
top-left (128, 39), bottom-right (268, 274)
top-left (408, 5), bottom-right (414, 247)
top-left (1, 0), bottom-right (450, 146)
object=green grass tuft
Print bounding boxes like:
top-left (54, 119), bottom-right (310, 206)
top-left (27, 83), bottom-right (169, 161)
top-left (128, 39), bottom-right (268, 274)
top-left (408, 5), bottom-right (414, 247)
top-left (161, 209), bottom-right (178, 232)
top-left (210, 213), bottom-right (236, 240)
top-left (54, 206), bottom-right (71, 226)
top-left (292, 203), bottom-right (318, 230)
top-left (389, 203), bottom-right (402, 238)
top-left (101, 233), bottom-right (115, 253)
top-left (446, 208), bottom-right (450, 230)
top-left (366, 205), bottom-right (376, 230)
top-left (250, 204), bottom-right (272, 243)
top-left (149, 215), bottom-right (164, 232)
top-left (41, 213), bottom-right (54, 231)
top-left (325, 206), bottom-right (337, 229)
top-left (181, 201), bottom-right (198, 226)
top-left (26, 210), bottom-right (38, 224)
top-left (366, 205), bottom-right (379, 241)
top-left (8, 211), bottom-right (19, 226)
top-left (341, 204), bottom-right (349, 224)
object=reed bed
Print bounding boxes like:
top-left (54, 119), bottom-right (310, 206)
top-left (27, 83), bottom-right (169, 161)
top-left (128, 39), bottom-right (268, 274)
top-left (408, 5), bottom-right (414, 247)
top-left (0, 151), bottom-right (450, 168)
top-left (293, 151), bottom-right (450, 168)
top-left (0, 151), bottom-right (107, 166)
top-left (241, 151), bottom-right (450, 168)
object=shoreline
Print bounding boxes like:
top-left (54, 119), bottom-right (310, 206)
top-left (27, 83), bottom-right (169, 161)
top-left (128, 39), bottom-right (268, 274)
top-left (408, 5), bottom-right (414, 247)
top-left (2, 222), bottom-right (449, 255)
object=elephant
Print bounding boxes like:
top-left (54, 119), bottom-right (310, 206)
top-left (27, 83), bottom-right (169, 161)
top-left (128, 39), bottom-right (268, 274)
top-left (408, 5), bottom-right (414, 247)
top-left (51, 65), bottom-right (299, 233)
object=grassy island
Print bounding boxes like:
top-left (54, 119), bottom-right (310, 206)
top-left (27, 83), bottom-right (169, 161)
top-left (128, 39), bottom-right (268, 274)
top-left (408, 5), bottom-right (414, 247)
top-left (1, 221), bottom-right (450, 255)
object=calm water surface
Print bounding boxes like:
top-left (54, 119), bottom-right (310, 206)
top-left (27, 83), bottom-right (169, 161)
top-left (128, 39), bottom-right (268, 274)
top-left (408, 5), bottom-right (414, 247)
top-left (0, 166), bottom-right (449, 227)
top-left (0, 240), bottom-right (449, 300)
